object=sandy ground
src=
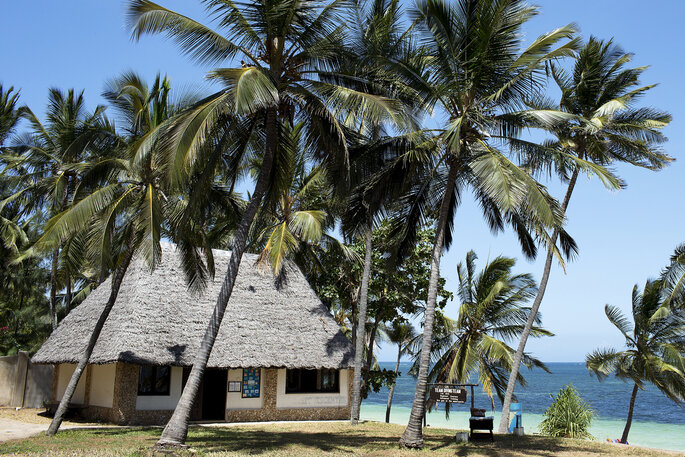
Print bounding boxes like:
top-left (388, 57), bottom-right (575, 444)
top-left (0, 408), bottom-right (108, 442)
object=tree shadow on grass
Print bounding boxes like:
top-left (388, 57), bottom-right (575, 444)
top-left (185, 426), bottom-right (403, 454)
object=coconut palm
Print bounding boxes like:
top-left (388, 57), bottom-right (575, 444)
top-left (586, 280), bottom-right (685, 444)
top-left (660, 244), bottom-right (685, 309)
top-left (427, 251), bottom-right (551, 413)
top-left (1, 89), bottom-right (111, 329)
top-left (385, 319), bottom-right (416, 423)
top-left (0, 85), bottom-right (23, 146)
top-left (249, 122), bottom-right (332, 275)
top-left (498, 37), bottom-right (674, 432)
top-left (369, 0), bottom-right (579, 447)
top-left (127, 0), bottom-right (403, 447)
top-left (337, 0), bottom-right (421, 424)
top-left (41, 73), bottom-right (216, 435)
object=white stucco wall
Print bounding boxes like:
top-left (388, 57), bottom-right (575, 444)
top-left (226, 369), bottom-right (263, 410)
top-left (276, 369), bottom-right (349, 409)
top-left (88, 364), bottom-right (116, 408)
top-left (55, 364), bottom-right (87, 404)
top-left (135, 366), bottom-right (183, 411)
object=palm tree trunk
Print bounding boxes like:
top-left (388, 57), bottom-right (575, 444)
top-left (156, 108), bottom-right (277, 448)
top-left (498, 167), bottom-right (580, 433)
top-left (65, 275), bottom-right (72, 315)
top-left (621, 383), bottom-right (639, 444)
top-left (350, 227), bottom-right (373, 425)
top-left (399, 159), bottom-right (458, 448)
top-left (46, 245), bottom-right (135, 436)
top-left (49, 248), bottom-right (59, 330)
top-left (385, 345), bottom-right (402, 423)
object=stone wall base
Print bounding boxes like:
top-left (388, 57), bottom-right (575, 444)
top-left (226, 406), bottom-right (349, 422)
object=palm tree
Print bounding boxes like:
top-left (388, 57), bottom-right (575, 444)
top-left (0, 85), bottom-right (23, 146)
top-left (428, 251), bottom-right (551, 413)
top-left (498, 37), bottom-right (674, 432)
top-left (126, 0), bottom-right (402, 447)
top-left (42, 73), bottom-right (209, 435)
top-left (586, 280), bottom-right (685, 444)
top-left (338, 0), bottom-right (421, 424)
top-left (1, 89), bottom-right (111, 329)
top-left (250, 122), bottom-right (331, 275)
top-left (660, 244), bottom-right (685, 309)
top-left (370, 0), bottom-right (579, 447)
top-left (385, 319), bottom-right (416, 423)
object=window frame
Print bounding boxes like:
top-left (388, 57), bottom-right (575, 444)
top-left (285, 368), bottom-right (340, 394)
top-left (137, 365), bottom-right (171, 396)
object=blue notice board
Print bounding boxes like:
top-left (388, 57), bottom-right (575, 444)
top-left (242, 368), bottom-right (260, 398)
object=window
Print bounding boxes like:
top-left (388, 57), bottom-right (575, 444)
top-left (286, 369), bottom-right (339, 394)
top-left (138, 366), bottom-right (171, 396)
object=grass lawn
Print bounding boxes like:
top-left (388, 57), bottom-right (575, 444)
top-left (0, 421), bottom-right (678, 457)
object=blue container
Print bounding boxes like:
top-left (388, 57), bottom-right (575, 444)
top-left (508, 402), bottom-right (522, 433)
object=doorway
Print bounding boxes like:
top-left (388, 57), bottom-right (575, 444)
top-left (201, 368), bottom-right (227, 421)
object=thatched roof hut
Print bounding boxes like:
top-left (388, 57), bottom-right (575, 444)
top-left (33, 243), bottom-right (353, 369)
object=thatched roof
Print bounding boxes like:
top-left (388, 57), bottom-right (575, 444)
top-left (33, 243), bottom-right (353, 369)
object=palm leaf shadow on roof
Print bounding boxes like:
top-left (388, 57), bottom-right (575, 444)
top-left (33, 243), bottom-right (354, 369)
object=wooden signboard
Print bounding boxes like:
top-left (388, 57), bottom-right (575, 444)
top-left (429, 386), bottom-right (467, 404)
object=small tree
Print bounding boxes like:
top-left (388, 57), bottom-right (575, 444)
top-left (586, 280), bottom-right (685, 444)
top-left (538, 384), bottom-right (595, 439)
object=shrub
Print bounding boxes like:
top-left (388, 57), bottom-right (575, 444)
top-left (538, 384), bottom-right (595, 439)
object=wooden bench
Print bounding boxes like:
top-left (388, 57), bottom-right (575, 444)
top-left (469, 408), bottom-right (493, 440)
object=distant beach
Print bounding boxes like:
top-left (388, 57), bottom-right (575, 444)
top-left (361, 362), bottom-right (685, 452)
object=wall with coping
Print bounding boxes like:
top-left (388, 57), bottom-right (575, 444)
top-left (226, 368), bottom-right (263, 410)
top-left (275, 369), bottom-right (349, 409)
top-left (135, 366), bottom-right (183, 411)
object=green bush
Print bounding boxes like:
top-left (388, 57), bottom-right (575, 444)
top-left (538, 384), bottom-right (595, 439)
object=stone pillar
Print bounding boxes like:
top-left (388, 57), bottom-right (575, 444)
top-left (110, 363), bottom-right (139, 424)
top-left (11, 351), bottom-right (29, 407)
top-left (262, 369), bottom-right (278, 416)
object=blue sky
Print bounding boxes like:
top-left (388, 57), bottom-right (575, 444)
top-left (1, 1), bottom-right (683, 362)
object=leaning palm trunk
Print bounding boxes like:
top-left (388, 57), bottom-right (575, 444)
top-left (498, 167), bottom-right (580, 433)
top-left (46, 246), bottom-right (135, 436)
top-left (156, 109), bottom-right (277, 448)
top-left (399, 160), bottom-right (458, 448)
top-left (621, 383), bottom-right (639, 444)
top-left (385, 344), bottom-right (402, 423)
top-left (350, 227), bottom-right (373, 424)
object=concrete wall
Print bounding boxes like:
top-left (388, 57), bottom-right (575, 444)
top-left (135, 366), bottom-right (183, 411)
top-left (276, 369), bottom-right (349, 409)
top-left (0, 352), bottom-right (53, 408)
top-left (89, 364), bottom-right (116, 408)
top-left (56, 364), bottom-right (87, 404)
top-left (226, 369), bottom-right (263, 410)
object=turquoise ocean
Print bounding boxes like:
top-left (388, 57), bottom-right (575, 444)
top-left (360, 362), bottom-right (685, 452)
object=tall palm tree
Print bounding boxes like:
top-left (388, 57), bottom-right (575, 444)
top-left (498, 37), bottom-right (674, 432)
top-left (338, 0), bottom-right (421, 424)
top-left (586, 280), bottom-right (685, 444)
top-left (428, 251), bottom-right (551, 412)
top-left (370, 0), bottom-right (579, 447)
top-left (41, 73), bottom-right (209, 435)
top-left (1, 89), bottom-right (110, 329)
top-left (385, 319), bottom-right (416, 423)
top-left (126, 0), bottom-right (402, 447)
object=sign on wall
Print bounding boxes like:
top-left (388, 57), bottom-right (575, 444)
top-left (429, 386), bottom-right (467, 404)
top-left (242, 369), bottom-right (260, 398)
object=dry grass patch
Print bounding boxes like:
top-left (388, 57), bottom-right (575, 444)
top-left (0, 407), bottom-right (101, 426)
top-left (0, 420), bottom-right (678, 456)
